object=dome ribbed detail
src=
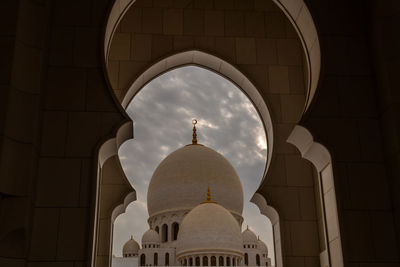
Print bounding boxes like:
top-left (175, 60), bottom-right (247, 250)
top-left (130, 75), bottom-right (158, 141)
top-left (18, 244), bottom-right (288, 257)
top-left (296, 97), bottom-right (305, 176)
top-left (176, 202), bottom-right (243, 256)
top-left (147, 145), bottom-right (243, 218)
top-left (141, 229), bottom-right (159, 244)
top-left (242, 228), bottom-right (258, 243)
top-left (122, 237), bottom-right (139, 256)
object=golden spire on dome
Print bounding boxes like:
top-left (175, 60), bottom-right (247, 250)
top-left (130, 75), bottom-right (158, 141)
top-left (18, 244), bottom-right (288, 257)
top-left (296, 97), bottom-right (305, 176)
top-left (130, 235), bottom-right (133, 240)
top-left (192, 119), bottom-right (198, 144)
top-left (201, 186), bottom-right (216, 204)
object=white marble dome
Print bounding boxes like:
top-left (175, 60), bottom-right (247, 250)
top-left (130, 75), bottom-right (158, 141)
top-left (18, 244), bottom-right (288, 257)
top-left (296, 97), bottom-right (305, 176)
top-left (176, 201), bottom-right (243, 256)
top-left (242, 228), bottom-right (258, 243)
top-left (123, 236), bottom-right (139, 256)
top-left (258, 239), bottom-right (268, 254)
top-left (147, 144), bottom-right (244, 218)
top-left (141, 228), bottom-right (159, 244)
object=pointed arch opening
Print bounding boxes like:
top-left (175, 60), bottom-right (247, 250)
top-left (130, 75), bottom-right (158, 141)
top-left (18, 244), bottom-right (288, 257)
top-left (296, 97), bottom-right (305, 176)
top-left (203, 256), bottom-right (208, 266)
top-left (211, 256), bottom-right (217, 266)
top-left (101, 51), bottom-right (283, 267)
top-left (171, 222), bottom-right (179, 241)
top-left (161, 224), bottom-right (168, 243)
top-left (140, 254), bottom-right (145, 266)
top-left (113, 60), bottom-right (278, 265)
top-left (154, 252), bottom-right (158, 266)
top-left (165, 253), bottom-right (169, 266)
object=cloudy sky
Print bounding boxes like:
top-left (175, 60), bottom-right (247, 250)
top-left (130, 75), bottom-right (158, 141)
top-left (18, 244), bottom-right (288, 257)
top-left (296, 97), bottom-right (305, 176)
top-left (114, 66), bottom-right (274, 264)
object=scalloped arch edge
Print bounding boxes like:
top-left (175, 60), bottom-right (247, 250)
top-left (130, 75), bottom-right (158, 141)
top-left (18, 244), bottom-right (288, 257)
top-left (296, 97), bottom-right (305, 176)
top-left (286, 125), bottom-right (332, 172)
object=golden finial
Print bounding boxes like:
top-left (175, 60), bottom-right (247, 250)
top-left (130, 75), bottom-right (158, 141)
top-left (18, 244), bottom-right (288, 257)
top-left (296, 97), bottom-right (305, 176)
top-left (192, 119), bottom-right (198, 144)
top-left (247, 225), bottom-right (249, 230)
top-left (130, 235), bottom-right (133, 240)
top-left (201, 186), bottom-right (216, 204)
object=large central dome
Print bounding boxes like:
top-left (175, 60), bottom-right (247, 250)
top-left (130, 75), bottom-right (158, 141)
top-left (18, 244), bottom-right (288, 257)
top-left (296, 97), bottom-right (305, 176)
top-left (147, 144), bottom-right (244, 217)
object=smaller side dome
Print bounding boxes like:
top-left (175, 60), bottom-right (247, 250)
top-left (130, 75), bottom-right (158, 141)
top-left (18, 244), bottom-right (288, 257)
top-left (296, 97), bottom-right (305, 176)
top-left (176, 201), bottom-right (243, 257)
top-left (258, 239), bottom-right (268, 255)
top-left (123, 236), bottom-right (140, 257)
top-left (142, 228), bottom-right (160, 244)
top-left (242, 227), bottom-right (258, 244)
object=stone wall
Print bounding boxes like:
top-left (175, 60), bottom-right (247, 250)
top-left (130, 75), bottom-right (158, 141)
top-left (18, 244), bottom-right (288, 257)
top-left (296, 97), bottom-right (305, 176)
top-left (106, 1), bottom-right (321, 266)
top-left (0, 0), bottom-right (128, 266)
top-left (370, 0), bottom-right (400, 262)
top-left (304, 0), bottom-right (400, 265)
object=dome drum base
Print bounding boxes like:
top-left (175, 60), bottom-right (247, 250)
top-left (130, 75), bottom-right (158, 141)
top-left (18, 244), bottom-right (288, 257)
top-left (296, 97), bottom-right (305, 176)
top-left (176, 248), bottom-right (244, 259)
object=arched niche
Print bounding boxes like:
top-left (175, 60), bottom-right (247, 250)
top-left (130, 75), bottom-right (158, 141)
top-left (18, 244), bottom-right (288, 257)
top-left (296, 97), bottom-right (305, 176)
top-left (92, 121), bottom-right (135, 267)
top-left (287, 125), bottom-right (344, 267)
top-left (251, 193), bottom-right (282, 267)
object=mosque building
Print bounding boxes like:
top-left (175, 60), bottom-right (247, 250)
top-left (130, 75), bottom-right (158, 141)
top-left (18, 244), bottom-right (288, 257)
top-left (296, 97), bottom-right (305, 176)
top-left (116, 121), bottom-right (271, 267)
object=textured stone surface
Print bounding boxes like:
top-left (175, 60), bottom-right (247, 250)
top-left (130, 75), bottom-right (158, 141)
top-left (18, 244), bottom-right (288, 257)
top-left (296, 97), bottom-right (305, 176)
top-left (148, 145), bottom-right (244, 217)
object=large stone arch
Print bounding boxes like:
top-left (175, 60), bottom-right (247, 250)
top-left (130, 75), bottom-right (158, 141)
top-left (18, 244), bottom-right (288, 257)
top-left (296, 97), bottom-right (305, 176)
top-left (92, 1), bottom-right (343, 267)
top-left (104, 0), bottom-right (321, 112)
